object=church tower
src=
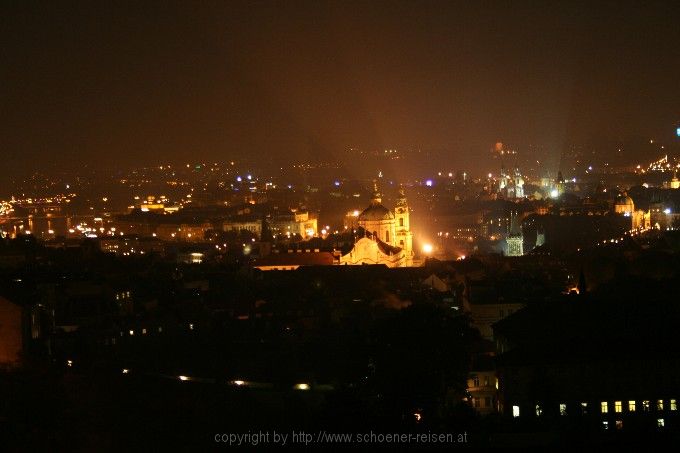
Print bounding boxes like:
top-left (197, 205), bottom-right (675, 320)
top-left (394, 186), bottom-right (414, 264)
top-left (506, 210), bottom-right (523, 256)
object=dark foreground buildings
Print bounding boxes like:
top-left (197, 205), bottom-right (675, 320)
top-left (1, 231), bottom-right (680, 448)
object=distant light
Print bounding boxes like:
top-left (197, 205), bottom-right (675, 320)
top-left (422, 243), bottom-right (433, 254)
top-left (231, 380), bottom-right (246, 386)
top-left (129, 330), bottom-right (134, 336)
top-left (425, 180), bottom-right (433, 187)
top-left (677, 127), bottom-right (680, 137)
top-left (236, 176), bottom-right (242, 182)
top-left (664, 208), bottom-right (672, 214)
top-left (334, 181), bottom-right (340, 186)
top-left (550, 189), bottom-right (559, 198)
top-left (178, 375), bottom-right (190, 381)
top-left (66, 359), bottom-right (73, 367)
top-left (24, 230), bottom-right (32, 235)
top-left (246, 174), bottom-right (252, 180)
top-left (122, 368), bottom-right (130, 374)
top-left (294, 383), bottom-right (310, 390)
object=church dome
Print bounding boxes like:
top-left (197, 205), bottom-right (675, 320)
top-left (615, 194), bottom-right (634, 208)
top-left (358, 203), bottom-right (394, 221)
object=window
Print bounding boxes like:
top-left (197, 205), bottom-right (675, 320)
top-left (560, 404), bottom-right (567, 416)
top-left (385, 231), bottom-right (389, 242)
top-left (601, 402), bottom-right (608, 414)
top-left (615, 420), bottom-right (623, 430)
top-left (602, 421), bottom-right (609, 430)
top-left (472, 376), bottom-right (480, 387)
top-left (399, 218), bottom-right (404, 227)
top-left (581, 402), bottom-right (588, 414)
top-left (671, 399), bottom-right (677, 411)
top-left (642, 400), bottom-right (650, 412)
top-left (513, 406), bottom-right (520, 418)
top-left (535, 404), bottom-right (542, 416)
top-left (495, 378), bottom-right (499, 390)
top-left (628, 401), bottom-right (636, 412)
top-left (500, 309), bottom-right (505, 317)
top-left (484, 376), bottom-right (489, 386)
top-left (485, 397), bottom-right (491, 408)
top-left (474, 398), bottom-right (480, 408)
top-left (657, 418), bottom-right (665, 428)
top-left (615, 401), bottom-right (622, 413)
top-left (657, 400), bottom-right (664, 411)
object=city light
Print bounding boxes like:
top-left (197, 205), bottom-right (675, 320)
top-left (294, 383), bottom-right (310, 390)
top-left (422, 243), bottom-right (433, 254)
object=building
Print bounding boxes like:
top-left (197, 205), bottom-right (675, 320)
top-left (0, 296), bottom-right (24, 367)
top-left (506, 211), bottom-right (523, 256)
top-left (253, 250), bottom-right (338, 271)
top-left (339, 184), bottom-right (414, 267)
top-left (613, 193), bottom-right (649, 230)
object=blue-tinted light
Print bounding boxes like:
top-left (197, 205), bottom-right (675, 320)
top-left (676, 127), bottom-right (680, 137)
top-left (425, 179), bottom-right (433, 187)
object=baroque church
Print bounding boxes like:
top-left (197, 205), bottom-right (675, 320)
top-left (339, 184), bottom-right (414, 267)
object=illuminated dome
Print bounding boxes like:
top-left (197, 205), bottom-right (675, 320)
top-left (614, 193), bottom-right (635, 214)
top-left (358, 204), bottom-right (394, 221)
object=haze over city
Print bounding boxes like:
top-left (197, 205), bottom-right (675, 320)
top-left (2, 1), bottom-right (680, 450)
top-left (4, 1), bottom-right (680, 186)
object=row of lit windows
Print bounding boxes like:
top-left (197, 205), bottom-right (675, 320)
top-left (512, 399), bottom-right (678, 418)
top-left (601, 400), bottom-right (677, 414)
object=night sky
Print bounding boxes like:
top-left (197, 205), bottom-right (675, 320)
top-left (3, 1), bottom-right (680, 178)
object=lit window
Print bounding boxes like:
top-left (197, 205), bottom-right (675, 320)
top-left (615, 401), bottom-right (622, 413)
top-left (581, 402), bottom-right (588, 414)
top-left (513, 405), bottom-right (520, 418)
top-left (671, 399), bottom-right (677, 411)
top-left (642, 400), bottom-right (650, 412)
top-left (657, 418), bottom-right (665, 428)
top-left (560, 404), bottom-right (567, 416)
top-left (601, 402), bottom-right (608, 414)
top-left (657, 400), bottom-right (664, 411)
top-left (628, 401), bottom-right (636, 412)
top-left (495, 378), bottom-right (499, 390)
top-left (535, 404), bottom-right (542, 416)
top-left (615, 420), bottom-right (623, 430)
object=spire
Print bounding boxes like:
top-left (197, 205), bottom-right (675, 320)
top-left (371, 179), bottom-right (382, 205)
top-left (577, 267), bottom-right (587, 296)
top-left (396, 185), bottom-right (407, 207)
top-left (509, 211), bottom-right (522, 235)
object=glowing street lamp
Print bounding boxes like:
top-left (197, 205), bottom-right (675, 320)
top-left (422, 243), bottom-right (433, 254)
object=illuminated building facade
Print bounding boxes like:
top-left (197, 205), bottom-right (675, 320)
top-left (505, 211), bottom-right (523, 257)
top-left (340, 184), bottom-right (414, 267)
